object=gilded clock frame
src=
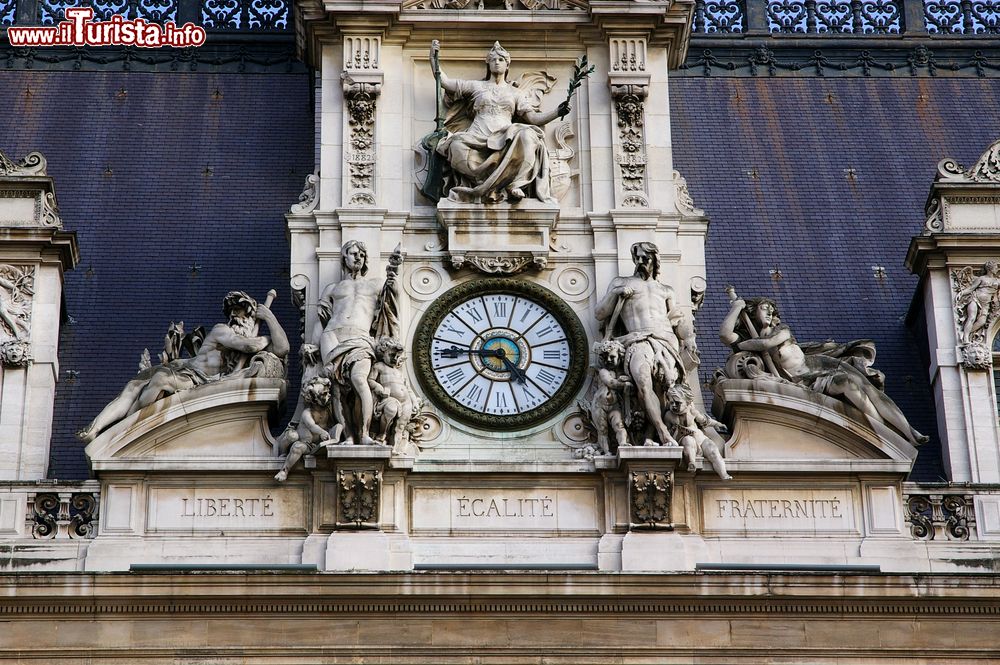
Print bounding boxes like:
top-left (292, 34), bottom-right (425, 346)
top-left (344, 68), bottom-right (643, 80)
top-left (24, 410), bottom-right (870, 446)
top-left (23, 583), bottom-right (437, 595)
top-left (413, 278), bottom-right (589, 431)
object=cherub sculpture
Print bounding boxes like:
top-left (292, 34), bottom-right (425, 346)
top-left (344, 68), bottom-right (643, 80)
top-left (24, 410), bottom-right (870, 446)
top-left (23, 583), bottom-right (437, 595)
top-left (274, 376), bottom-right (340, 482)
top-left (579, 340), bottom-right (632, 456)
top-left (369, 336), bottom-right (422, 456)
top-left (664, 384), bottom-right (731, 480)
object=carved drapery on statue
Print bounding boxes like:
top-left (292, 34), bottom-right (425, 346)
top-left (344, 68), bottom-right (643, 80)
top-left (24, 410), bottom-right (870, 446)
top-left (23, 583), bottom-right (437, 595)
top-left (579, 242), bottom-right (730, 479)
top-left (716, 290), bottom-right (928, 448)
top-left (77, 289), bottom-right (289, 444)
top-left (277, 241), bottom-right (423, 481)
top-left (421, 41), bottom-right (588, 205)
top-left (952, 261), bottom-right (1000, 369)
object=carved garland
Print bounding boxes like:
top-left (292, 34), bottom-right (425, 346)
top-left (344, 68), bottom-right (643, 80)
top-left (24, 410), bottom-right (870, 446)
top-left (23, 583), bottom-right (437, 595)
top-left (611, 84), bottom-right (648, 208)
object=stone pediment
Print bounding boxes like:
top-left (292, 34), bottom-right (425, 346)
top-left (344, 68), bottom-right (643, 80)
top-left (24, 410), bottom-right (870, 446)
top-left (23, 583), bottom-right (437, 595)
top-left (85, 379), bottom-right (285, 471)
top-left (713, 378), bottom-right (919, 474)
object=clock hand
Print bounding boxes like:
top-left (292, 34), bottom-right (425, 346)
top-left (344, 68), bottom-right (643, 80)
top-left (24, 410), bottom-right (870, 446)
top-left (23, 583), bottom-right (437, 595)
top-left (441, 346), bottom-right (503, 359)
top-left (501, 357), bottom-right (528, 384)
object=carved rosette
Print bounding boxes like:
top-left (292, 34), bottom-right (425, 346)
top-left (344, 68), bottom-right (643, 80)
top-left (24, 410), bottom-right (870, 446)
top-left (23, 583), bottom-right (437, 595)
top-left (629, 471), bottom-right (673, 530)
top-left (0, 264), bottom-right (34, 367)
top-left (337, 469), bottom-right (381, 529)
top-left (951, 263), bottom-right (1000, 369)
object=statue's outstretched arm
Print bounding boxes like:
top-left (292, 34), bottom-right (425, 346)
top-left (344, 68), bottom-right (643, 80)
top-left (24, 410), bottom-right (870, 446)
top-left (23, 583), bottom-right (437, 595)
top-left (430, 40), bottom-right (458, 94)
top-left (520, 106), bottom-right (561, 127)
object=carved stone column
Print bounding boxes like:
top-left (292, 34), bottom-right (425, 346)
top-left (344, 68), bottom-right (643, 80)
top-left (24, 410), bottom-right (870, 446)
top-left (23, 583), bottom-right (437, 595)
top-left (0, 151), bottom-right (79, 480)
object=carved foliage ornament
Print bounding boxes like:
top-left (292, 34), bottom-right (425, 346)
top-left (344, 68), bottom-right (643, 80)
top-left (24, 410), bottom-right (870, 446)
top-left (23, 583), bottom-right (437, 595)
top-left (611, 84), bottom-right (648, 204)
top-left (629, 471), bottom-right (673, 530)
top-left (936, 139), bottom-right (1000, 184)
top-left (0, 264), bottom-right (34, 367)
top-left (337, 469), bottom-right (381, 528)
top-left (952, 261), bottom-right (1000, 369)
top-left (343, 78), bottom-right (380, 207)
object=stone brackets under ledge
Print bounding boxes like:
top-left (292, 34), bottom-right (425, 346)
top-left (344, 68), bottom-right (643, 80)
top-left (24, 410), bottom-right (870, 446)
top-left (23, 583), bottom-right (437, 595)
top-left (437, 198), bottom-right (559, 274)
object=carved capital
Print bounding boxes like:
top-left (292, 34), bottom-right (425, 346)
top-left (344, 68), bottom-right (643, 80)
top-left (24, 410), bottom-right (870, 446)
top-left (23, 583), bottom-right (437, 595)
top-left (337, 469), bottom-right (382, 529)
top-left (629, 470), bottom-right (673, 530)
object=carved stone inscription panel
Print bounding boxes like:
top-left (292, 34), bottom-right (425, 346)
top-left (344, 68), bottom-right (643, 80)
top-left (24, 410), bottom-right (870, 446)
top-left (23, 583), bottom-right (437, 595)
top-left (146, 485), bottom-right (308, 533)
top-left (410, 487), bottom-right (600, 534)
top-left (701, 487), bottom-right (859, 535)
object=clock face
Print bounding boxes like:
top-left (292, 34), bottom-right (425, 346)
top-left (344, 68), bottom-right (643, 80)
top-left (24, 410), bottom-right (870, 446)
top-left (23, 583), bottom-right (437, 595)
top-left (414, 279), bottom-right (588, 430)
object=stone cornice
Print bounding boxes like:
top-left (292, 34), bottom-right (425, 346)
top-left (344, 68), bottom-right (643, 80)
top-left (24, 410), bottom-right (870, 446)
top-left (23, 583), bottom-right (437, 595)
top-left (2, 572), bottom-right (999, 614)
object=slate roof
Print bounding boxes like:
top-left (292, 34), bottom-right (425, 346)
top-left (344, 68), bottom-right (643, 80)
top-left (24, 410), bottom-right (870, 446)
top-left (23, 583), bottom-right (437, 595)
top-left (0, 71), bottom-right (315, 479)
top-left (671, 77), bottom-right (1000, 482)
top-left (3, 71), bottom-right (995, 481)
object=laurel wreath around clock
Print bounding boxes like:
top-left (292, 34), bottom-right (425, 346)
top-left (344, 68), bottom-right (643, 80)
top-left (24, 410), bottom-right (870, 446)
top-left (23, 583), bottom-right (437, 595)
top-left (413, 278), bottom-right (588, 431)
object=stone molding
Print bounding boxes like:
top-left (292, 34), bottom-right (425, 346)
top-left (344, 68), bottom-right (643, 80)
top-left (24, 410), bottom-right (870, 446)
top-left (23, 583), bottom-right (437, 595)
top-left (1, 572), bottom-right (999, 616)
